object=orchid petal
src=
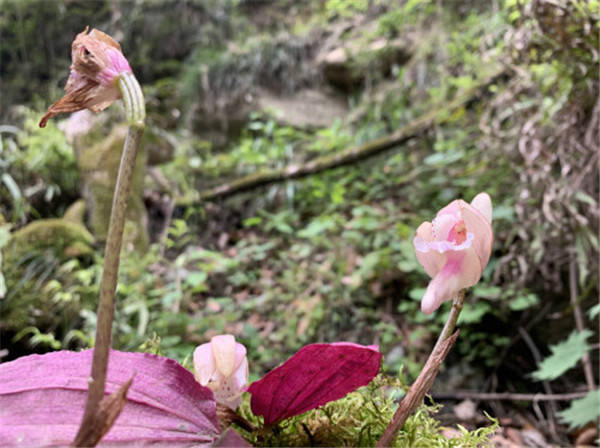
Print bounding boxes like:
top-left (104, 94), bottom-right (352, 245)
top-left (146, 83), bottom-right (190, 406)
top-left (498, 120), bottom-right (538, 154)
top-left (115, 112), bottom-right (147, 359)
top-left (470, 192), bottom-right (492, 223)
top-left (414, 222), bottom-right (445, 278)
top-left (432, 212), bottom-right (459, 241)
top-left (211, 335), bottom-right (236, 378)
top-left (194, 343), bottom-right (216, 386)
top-left (231, 357), bottom-right (249, 391)
top-left (420, 249), bottom-right (482, 314)
top-left (233, 342), bottom-right (247, 372)
top-left (436, 199), bottom-right (462, 217)
top-left (460, 201), bottom-right (493, 268)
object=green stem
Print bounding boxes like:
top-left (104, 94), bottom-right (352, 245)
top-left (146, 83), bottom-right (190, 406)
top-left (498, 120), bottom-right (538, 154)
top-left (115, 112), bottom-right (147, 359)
top-left (376, 289), bottom-right (466, 447)
top-left (432, 289), bottom-right (466, 354)
top-left (73, 72), bottom-right (145, 447)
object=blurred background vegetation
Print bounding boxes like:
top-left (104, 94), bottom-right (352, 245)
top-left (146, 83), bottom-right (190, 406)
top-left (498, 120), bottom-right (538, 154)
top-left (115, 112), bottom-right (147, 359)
top-left (1, 0), bottom-right (598, 445)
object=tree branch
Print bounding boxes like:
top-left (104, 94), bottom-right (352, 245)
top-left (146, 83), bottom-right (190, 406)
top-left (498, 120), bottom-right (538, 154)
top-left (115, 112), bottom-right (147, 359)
top-left (431, 390), bottom-right (590, 402)
top-left (182, 69), bottom-right (505, 205)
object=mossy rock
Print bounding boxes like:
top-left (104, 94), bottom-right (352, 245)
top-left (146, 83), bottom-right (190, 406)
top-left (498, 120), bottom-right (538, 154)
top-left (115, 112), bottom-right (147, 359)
top-left (76, 124), bottom-right (149, 252)
top-left (62, 199), bottom-right (86, 224)
top-left (1, 218), bottom-right (96, 340)
top-left (5, 218), bottom-right (94, 260)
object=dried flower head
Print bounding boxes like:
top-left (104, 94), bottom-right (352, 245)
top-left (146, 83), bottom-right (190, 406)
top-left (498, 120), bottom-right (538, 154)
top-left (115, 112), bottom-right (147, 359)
top-left (39, 27), bottom-right (132, 128)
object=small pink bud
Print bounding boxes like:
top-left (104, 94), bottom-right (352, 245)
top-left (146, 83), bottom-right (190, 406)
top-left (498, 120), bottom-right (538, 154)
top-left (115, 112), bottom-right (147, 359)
top-left (413, 193), bottom-right (493, 314)
top-left (193, 335), bottom-right (248, 410)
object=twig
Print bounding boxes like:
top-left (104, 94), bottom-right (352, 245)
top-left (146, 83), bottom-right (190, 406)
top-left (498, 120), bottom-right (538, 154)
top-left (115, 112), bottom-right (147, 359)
top-left (518, 327), bottom-right (560, 443)
top-left (569, 259), bottom-right (596, 391)
top-left (377, 290), bottom-right (467, 447)
top-left (73, 72), bottom-right (145, 447)
top-left (431, 390), bottom-right (589, 402)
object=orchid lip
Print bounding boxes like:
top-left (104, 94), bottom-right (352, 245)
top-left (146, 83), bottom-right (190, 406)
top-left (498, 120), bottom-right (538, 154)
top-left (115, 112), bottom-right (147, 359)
top-left (414, 232), bottom-right (474, 253)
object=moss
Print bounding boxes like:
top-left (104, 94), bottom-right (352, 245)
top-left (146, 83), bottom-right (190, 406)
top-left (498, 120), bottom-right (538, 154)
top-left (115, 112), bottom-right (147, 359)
top-left (1, 218), bottom-right (96, 338)
top-left (76, 124), bottom-right (149, 252)
top-left (236, 375), bottom-right (498, 447)
top-left (62, 199), bottom-right (87, 224)
top-left (6, 218), bottom-right (93, 258)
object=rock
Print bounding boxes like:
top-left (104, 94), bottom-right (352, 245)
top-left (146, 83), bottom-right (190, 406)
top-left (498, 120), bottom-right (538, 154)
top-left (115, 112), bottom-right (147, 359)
top-left (316, 36), bottom-right (412, 90)
top-left (61, 110), bottom-right (175, 252)
top-left (575, 425), bottom-right (598, 446)
top-left (6, 218), bottom-right (94, 259)
top-left (453, 399), bottom-right (477, 421)
top-left (74, 124), bottom-right (149, 253)
top-left (520, 428), bottom-right (547, 447)
top-left (1, 218), bottom-right (95, 335)
top-left (256, 88), bottom-right (348, 128)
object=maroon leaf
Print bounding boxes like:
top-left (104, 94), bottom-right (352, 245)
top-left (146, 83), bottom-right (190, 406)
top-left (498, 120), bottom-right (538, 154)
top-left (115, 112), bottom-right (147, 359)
top-left (247, 342), bottom-right (381, 425)
top-left (0, 349), bottom-right (221, 446)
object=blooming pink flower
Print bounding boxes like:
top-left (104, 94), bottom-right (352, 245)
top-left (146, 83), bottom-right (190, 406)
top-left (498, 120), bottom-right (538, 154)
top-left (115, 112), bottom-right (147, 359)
top-left (194, 335), bottom-right (248, 410)
top-left (413, 193), bottom-right (493, 314)
top-left (40, 27), bottom-right (133, 127)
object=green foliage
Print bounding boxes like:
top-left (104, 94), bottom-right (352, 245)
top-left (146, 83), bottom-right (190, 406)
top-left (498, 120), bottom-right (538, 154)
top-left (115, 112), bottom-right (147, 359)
top-left (558, 389), bottom-right (600, 430)
top-left (0, 108), bottom-right (78, 222)
top-left (3, 1), bottom-right (598, 443)
top-left (325, 0), bottom-right (370, 19)
top-left (588, 303), bottom-right (600, 320)
top-left (238, 375), bottom-right (497, 447)
top-left (532, 330), bottom-right (593, 381)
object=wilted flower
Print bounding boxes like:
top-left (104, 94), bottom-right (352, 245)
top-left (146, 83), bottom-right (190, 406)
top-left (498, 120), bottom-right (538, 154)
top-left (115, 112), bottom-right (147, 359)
top-left (193, 335), bottom-right (248, 410)
top-left (39, 27), bottom-right (133, 128)
top-left (413, 192), bottom-right (493, 314)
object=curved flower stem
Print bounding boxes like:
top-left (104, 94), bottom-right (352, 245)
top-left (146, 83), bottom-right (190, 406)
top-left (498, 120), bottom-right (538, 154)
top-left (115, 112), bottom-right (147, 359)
top-left (377, 290), bottom-right (466, 447)
top-left (432, 289), bottom-right (466, 354)
top-left (73, 72), bottom-right (145, 447)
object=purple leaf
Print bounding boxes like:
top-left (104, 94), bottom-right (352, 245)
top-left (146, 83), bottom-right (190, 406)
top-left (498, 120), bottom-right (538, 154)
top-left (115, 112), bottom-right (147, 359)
top-left (0, 349), bottom-right (221, 446)
top-left (248, 342), bottom-right (381, 425)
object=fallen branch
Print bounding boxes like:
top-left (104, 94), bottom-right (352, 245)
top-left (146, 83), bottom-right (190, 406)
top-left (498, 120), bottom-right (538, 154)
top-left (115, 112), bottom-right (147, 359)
top-left (182, 69), bottom-right (505, 205)
top-left (431, 391), bottom-right (590, 402)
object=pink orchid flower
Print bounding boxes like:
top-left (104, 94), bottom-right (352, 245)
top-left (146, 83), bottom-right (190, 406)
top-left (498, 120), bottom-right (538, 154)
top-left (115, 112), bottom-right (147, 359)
top-left (40, 27), bottom-right (133, 127)
top-left (413, 192), bottom-right (493, 314)
top-left (194, 335), bottom-right (249, 410)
